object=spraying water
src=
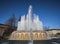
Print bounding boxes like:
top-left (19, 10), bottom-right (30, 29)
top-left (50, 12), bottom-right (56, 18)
top-left (17, 5), bottom-right (43, 31)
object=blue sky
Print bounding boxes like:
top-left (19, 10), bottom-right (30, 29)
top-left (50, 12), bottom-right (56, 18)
top-left (0, 0), bottom-right (60, 29)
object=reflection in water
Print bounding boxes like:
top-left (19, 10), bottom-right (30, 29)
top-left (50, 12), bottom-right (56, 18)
top-left (1, 42), bottom-right (8, 44)
top-left (0, 40), bottom-right (60, 44)
top-left (52, 42), bottom-right (59, 44)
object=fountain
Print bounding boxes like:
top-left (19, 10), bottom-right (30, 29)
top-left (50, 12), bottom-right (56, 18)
top-left (17, 5), bottom-right (43, 31)
top-left (9, 5), bottom-right (49, 41)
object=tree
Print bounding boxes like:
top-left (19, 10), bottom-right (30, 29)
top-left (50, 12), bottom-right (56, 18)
top-left (3, 14), bottom-right (16, 39)
top-left (6, 14), bottom-right (16, 26)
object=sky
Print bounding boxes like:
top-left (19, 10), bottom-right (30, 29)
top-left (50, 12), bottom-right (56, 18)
top-left (0, 0), bottom-right (60, 29)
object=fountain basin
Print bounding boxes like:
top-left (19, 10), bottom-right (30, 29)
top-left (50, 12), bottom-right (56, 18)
top-left (9, 31), bottom-right (47, 40)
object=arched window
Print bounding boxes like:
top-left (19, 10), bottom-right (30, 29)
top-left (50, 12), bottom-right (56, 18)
top-left (21, 33), bottom-right (24, 39)
top-left (35, 33), bottom-right (38, 39)
top-left (14, 33), bottom-right (19, 39)
top-left (25, 33), bottom-right (29, 39)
